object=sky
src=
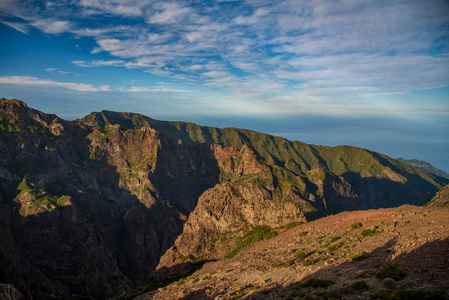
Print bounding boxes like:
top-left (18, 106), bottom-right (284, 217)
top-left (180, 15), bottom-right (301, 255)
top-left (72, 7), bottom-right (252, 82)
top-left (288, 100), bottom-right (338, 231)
top-left (0, 0), bottom-right (448, 172)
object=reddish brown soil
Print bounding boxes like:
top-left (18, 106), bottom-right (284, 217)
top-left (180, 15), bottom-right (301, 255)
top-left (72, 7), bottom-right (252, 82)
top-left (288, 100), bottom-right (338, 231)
top-left (132, 205), bottom-right (449, 299)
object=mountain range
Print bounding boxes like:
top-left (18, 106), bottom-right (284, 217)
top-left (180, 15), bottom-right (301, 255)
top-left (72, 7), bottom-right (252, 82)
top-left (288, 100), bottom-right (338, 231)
top-left (396, 157), bottom-right (449, 180)
top-left (0, 98), bottom-right (447, 299)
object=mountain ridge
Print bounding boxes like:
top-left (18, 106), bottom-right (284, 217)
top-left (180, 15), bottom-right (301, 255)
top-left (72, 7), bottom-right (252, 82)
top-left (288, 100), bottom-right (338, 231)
top-left (396, 157), bottom-right (449, 180)
top-left (0, 98), bottom-right (448, 299)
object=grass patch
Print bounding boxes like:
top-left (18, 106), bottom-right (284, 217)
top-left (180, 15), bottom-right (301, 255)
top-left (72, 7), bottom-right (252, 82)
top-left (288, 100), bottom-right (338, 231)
top-left (351, 253), bottom-right (367, 261)
top-left (225, 225), bottom-right (277, 258)
top-left (295, 251), bottom-right (306, 259)
top-left (361, 229), bottom-right (376, 237)
top-left (327, 245), bottom-right (337, 252)
top-left (351, 222), bottom-right (362, 229)
top-left (303, 259), bottom-right (315, 266)
top-left (283, 221), bottom-right (302, 231)
top-left (283, 260), bottom-right (292, 267)
top-left (330, 236), bottom-right (340, 243)
top-left (298, 231), bottom-right (308, 236)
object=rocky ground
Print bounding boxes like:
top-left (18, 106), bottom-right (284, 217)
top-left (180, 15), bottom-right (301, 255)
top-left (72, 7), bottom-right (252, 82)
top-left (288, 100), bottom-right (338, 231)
top-left (128, 205), bottom-right (449, 299)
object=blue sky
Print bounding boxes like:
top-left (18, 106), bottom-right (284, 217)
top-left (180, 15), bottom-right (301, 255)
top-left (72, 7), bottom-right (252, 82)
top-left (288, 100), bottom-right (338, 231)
top-left (0, 0), bottom-right (448, 172)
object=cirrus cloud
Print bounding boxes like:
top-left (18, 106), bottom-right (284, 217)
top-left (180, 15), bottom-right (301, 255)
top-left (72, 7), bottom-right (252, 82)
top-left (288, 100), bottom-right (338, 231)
top-left (0, 76), bottom-right (110, 92)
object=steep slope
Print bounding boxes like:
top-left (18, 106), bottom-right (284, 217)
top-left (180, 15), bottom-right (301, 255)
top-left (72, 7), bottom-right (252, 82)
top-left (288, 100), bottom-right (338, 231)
top-left (1, 98), bottom-right (447, 299)
top-left (130, 205), bottom-right (449, 300)
top-left (80, 110), bottom-right (447, 215)
top-left (426, 184), bottom-right (449, 207)
top-left (0, 99), bottom-right (220, 298)
top-left (397, 157), bottom-right (449, 180)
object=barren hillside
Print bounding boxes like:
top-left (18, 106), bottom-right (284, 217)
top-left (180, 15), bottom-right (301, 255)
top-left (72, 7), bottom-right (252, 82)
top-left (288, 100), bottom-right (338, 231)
top-left (129, 205), bottom-right (449, 300)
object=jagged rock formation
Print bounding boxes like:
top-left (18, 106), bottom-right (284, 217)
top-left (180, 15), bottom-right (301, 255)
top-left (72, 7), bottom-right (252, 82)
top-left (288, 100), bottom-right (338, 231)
top-left (0, 98), bottom-right (447, 298)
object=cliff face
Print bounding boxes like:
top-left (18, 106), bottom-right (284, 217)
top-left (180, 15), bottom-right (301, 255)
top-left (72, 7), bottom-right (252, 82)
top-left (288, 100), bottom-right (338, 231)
top-left (0, 99), bottom-right (220, 298)
top-left (0, 99), bottom-right (447, 298)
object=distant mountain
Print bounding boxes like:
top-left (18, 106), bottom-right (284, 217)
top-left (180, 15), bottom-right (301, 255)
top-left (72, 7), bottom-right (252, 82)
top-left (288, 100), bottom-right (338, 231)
top-left (397, 157), bottom-right (449, 180)
top-left (0, 98), bottom-right (447, 298)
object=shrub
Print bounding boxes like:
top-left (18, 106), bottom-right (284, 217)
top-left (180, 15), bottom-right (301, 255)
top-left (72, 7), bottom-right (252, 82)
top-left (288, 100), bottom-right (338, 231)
top-left (298, 231), bottom-right (308, 236)
top-left (303, 259), bottom-right (315, 266)
top-left (350, 280), bottom-right (369, 291)
top-left (361, 229), bottom-right (376, 237)
top-left (397, 279), bottom-right (416, 290)
top-left (283, 260), bottom-right (292, 267)
top-left (284, 221), bottom-right (302, 231)
top-left (382, 278), bottom-right (397, 289)
top-left (225, 225), bottom-right (277, 258)
top-left (376, 265), bottom-right (407, 281)
top-left (330, 236), bottom-right (340, 243)
top-left (301, 278), bottom-right (335, 288)
top-left (295, 251), bottom-right (306, 259)
top-left (351, 253), bottom-right (367, 261)
top-left (351, 222), bottom-right (362, 229)
top-left (327, 245), bottom-right (337, 252)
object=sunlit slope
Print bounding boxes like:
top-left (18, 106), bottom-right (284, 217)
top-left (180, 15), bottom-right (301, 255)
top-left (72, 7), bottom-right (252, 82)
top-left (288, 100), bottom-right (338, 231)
top-left (79, 110), bottom-right (446, 193)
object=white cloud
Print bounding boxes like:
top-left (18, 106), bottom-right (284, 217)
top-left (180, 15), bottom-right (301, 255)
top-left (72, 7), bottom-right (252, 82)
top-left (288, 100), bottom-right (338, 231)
top-left (0, 76), bottom-right (110, 92)
top-left (45, 68), bottom-right (73, 75)
top-left (78, 0), bottom-right (144, 17)
top-left (72, 59), bottom-right (125, 67)
top-left (148, 2), bottom-right (191, 24)
top-left (127, 86), bottom-right (192, 93)
top-left (2, 0), bottom-right (448, 112)
top-left (0, 20), bottom-right (28, 34)
top-left (31, 19), bottom-right (71, 34)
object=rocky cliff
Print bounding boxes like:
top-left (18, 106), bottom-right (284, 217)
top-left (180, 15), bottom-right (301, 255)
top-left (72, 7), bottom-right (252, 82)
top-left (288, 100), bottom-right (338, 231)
top-left (0, 98), bottom-right (447, 298)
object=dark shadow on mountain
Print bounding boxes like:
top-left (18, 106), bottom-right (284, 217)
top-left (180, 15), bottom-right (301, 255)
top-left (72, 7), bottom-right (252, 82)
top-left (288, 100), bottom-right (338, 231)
top-left (306, 171), bottom-right (441, 220)
top-left (243, 237), bottom-right (449, 299)
top-left (150, 139), bottom-right (221, 216)
top-left (179, 288), bottom-right (213, 300)
top-left (0, 121), bottom-right (221, 299)
top-left (117, 259), bottom-right (216, 300)
top-left (151, 259), bottom-right (217, 284)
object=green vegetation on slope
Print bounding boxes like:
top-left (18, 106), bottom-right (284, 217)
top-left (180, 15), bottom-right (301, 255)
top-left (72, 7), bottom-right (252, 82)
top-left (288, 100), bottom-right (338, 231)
top-left (225, 225), bottom-right (278, 258)
top-left (79, 110), bottom-right (446, 185)
top-left (77, 110), bottom-right (448, 212)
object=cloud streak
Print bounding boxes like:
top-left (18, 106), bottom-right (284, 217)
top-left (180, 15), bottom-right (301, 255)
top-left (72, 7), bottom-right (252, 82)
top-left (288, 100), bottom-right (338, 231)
top-left (0, 76), bottom-right (110, 92)
top-left (1, 0), bottom-right (448, 116)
